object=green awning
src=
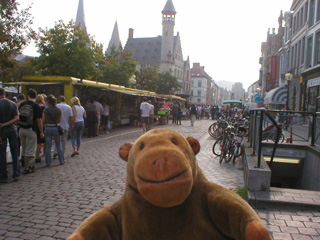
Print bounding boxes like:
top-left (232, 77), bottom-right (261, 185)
top-left (223, 100), bottom-right (242, 104)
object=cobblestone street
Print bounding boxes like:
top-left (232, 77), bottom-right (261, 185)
top-left (0, 119), bottom-right (319, 240)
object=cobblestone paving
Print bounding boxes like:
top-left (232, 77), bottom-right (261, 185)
top-left (0, 119), bottom-right (319, 239)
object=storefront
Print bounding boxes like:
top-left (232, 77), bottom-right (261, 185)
top-left (306, 77), bottom-right (320, 112)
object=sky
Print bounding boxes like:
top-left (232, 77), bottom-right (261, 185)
top-left (19, 0), bottom-right (293, 90)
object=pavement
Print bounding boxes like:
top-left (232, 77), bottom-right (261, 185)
top-left (0, 119), bottom-right (319, 240)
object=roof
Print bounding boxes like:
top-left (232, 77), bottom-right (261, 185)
top-left (75, 0), bottom-right (86, 31)
top-left (190, 66), bottom-right (211, 79)
top-left (162, 0), bottom-right (177, 15)
top-left (124, 37), bottom-right (162, 64)
top-left (106, 21), bottom-right (122, 55)
top-left (264, 86), bottom-right (287, 105)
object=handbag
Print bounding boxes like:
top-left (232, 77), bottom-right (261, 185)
top-left (47, 109), bottom-right (64, 135)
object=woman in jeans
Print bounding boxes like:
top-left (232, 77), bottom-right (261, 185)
top-left (42, 95), bottom-right (65, 167)
top-left (71, 97), bottom-right (86, 157)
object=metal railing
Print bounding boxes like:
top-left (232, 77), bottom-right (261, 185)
top-left (249, 109), bottom-right (318, 168)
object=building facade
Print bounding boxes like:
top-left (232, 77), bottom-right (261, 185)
top-left (124, 0), bottom-right (191, 96)
top-left (190, 63), bottom-right (213, 105)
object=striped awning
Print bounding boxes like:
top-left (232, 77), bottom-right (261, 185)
top-left (264, 86), bottom-right (287, 105)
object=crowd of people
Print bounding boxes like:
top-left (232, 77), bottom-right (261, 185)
top-left (1, 86), bottom-right (249, 183)
top-left (0, 88), bottom-right (111, 183)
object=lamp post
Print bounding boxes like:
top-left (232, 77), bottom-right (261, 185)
top-left (285, 73), bottom-right (293, 110)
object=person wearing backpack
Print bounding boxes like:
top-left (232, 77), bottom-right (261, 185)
top-left (18, 89), bottom-right (44, 174)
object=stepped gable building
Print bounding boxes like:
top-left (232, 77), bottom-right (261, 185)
top-left (124, 0), bottom-right (191, 96)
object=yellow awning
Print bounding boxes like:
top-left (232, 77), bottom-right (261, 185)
top-left (2, 82), bottom-right (63, 86)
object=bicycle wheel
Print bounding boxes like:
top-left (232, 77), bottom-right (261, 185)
top-left (225, 142), bottom-right (234, 163)
top-left (232, 145), bottom-right (242, 163)
top-left (219, 140), bottom-right (226, 164)
top-left (208, 123), bottom-right (216, 137)
top-left (279, 133), bottom-right (285, 143)
top-left (208, 122), bottom-right (219, 138)
top-left (212, 139), bottom-right (223, 156)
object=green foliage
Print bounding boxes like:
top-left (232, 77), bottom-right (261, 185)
top-left (0, 57), bottom-right (37, 82)
top-left (0, 0), bottom-right (35, 81)
top-left (157, 71), bottom-right (181, 94)
top-left (232, 186), bottom-right (248, 200)
top-left (135, 65), bottom-right (159, 92)
top-left (99, 48), bottom-right (137, 87)
top-left (33, 20), bottom-right (99, 79)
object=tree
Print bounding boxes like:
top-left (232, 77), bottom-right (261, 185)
top-left (0, 0), bottom-right (35, 81)
top-left (157, 72), bottom-right (181, 94)
top-left (2, 57), bottom-right (37, 82)
top-left (135, 65), bottom-right (159, 92)
top-left (99, 48), bottom-right (137, 87)
top-left (34, 20), bottom-right (99, 79)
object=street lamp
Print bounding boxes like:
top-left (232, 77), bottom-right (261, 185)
top-left (285, 72), bottom-right (293, 110)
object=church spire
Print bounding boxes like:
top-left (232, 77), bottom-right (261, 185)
top-left (75, 0), bottom-right (87, 32)
top-left (106, 21), bottom-right (123, 55)
top-left (162, 0), bottom-right (177, 15)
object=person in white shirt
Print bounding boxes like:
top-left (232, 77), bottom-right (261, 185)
top-left (57, 96), bottom-right (73, 156)
top-left (140, 97), bottom-right (151, 133)
top-left (101, 102), bottom-right (110, 134)
top-left (93, 96), bottom-right (103, 136)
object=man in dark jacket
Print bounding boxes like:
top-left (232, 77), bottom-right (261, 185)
top-left (0, 88), bottom-right (20, 183)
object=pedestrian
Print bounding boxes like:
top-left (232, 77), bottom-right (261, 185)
top-left (71, 97), bottom-right (86, 157)
top-left (101, 102), bottom-right (110, 134)
top-left (0, 88), bottom-right (20, 183)
top-left (85, 98), bottom-right (98, 138)
top-left (42, 94), bottom-right (65, 167)
top-left (190, 104), bottom-right (197, 126)
top-left (18, 88), bottom-right (44, 174)
top-left (57, 95), bottom-right (73, 156)
top-left (196, 105), bottom-right (202, 120)
top-left (16, 94), bottom-right (26, 108)
top-left (148, 100), bottom-right (155, 127)
top-left (140, 97), bottom-right (151, 133)
top-left (171, 102), bottom-right (178, 124)
top-left (176, 102), bottom-right (182, 125)
top-left (93, 96), bottom-right (103, 136)
top-left (16, 93), bottom-right (26, 165)
top-left (35, 94), bottom-right (46, 163)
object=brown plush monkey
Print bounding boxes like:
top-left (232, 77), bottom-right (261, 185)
top-left (68, 129), bottom-right (272, 240)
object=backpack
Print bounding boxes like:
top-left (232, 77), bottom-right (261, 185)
top-left (18, 104), bottom-right (34, 127)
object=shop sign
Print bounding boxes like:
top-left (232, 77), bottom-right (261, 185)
top-left (307, 77), bottom-right (320, 87)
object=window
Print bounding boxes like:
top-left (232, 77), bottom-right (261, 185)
top-left (198, 80), bottom-right (202, 87)
top-left (314, 31), bottom-right (320, 63)
top-left (301, 7), bottom-right (304, 26)
top-left (301, 37), bottom-right (305, 64)
top-left (317, 0), bottom-right (320, 22)
top-left (191, 90), bottom-right (193, 96)
top-left (306, 35), bottom-right (313, 68)
top-left (305, 2), bottom-right (309, 23)
top-left (197, 90), bottom-right (201, 96)
top-left (298, 40), bottom-right (301, 66)
top-left (309, 0), bottom-right (315, 28)
top-left (291, 46), bottom-right (295, 68)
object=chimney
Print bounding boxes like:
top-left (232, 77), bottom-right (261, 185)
top-left (129, 28), bottom-right (134, 39)
top-left (193, 63), bottom-right (200, 68)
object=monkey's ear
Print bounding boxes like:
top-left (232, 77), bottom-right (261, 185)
top-left (186, 137), bottom-right (200, 155)
top-left (119, 143), bottom-right (133, 162)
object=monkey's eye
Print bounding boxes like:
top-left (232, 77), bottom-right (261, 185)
top-left (171, 139), bottom-right (178, 145)
top-left (140, 143), bottom-right (145, 150)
